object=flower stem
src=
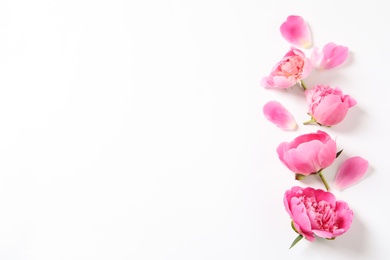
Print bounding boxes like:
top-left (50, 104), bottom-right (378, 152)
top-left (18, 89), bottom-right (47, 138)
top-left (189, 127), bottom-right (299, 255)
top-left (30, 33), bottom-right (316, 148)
top-left (289, 234), bottom-right (303, 249)
top-left (318, 171), bottom-right (330, 191)
top-left (303, 118), bottom-right (316, 125)
top-left (300, 80), bottom-right (307, 90)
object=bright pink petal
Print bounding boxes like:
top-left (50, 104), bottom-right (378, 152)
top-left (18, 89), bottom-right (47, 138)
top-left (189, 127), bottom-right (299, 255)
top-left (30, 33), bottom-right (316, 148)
top-left (319, 42), bottom-right (349, 70)
top-left (334, 156), bottom-right (369, 190)
top-left (334, 201), bottom-right (354, 231)
top-left (288, 196), bottom-right (315, 241)
top-left (263, 101), bottom-right (297, 130)
top-left (284, 140), bottom-right (324, 174)
top-left (313, 94), bottom-right (349, 126)
top-left (280, 15), bottom-right (312, 48)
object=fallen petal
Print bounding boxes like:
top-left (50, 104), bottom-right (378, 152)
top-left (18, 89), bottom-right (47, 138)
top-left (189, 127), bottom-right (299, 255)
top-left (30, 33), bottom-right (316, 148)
top-left (334, 156), bottom-right (369, 190)
top-left (280, 15), bottom-right (312, 48)
top-left (263, 101), bottom-right (297, 130)
top-left (319, 42), bottom-right (349, 70)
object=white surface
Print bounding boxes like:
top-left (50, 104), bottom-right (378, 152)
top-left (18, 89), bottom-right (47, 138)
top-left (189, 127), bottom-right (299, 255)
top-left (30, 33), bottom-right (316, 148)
top-left (0, 0), bottom-right (389, 259)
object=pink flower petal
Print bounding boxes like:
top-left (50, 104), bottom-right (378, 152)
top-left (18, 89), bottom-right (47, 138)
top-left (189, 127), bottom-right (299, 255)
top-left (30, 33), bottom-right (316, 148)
top-left (334, 156), bottom-right (369, 190)
top-left (319, 42), bottom-right (349, 70)
top-left (263, 101), bottom-right (297, 131)
top-left (280, 15), bottom-right (312, 48)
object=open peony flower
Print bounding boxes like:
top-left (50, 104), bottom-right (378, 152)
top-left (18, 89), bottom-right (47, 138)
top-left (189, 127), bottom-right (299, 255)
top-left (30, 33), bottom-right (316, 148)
top-left (261, 48), bottom-right (312, 89)
top-left (284, 186), bottom-right (354, 248)
top-left (305, 85), bottom-right (357, 126)
top-left (263, 100), bottom-right (297, 130)
top-left (280, 15), bottom-right (312, 48)
top-left (334, 156), bottom-right (369, 190)
top-left (311, 42), bottom-right (349, 70)
top-left (277, 130), bottom-right (337, 190)
top-left (277, 130), bottom-right (337, 176)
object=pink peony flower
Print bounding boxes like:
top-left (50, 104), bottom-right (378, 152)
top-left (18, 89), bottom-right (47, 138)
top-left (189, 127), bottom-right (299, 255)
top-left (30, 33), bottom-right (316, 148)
top-left (277, 130), bottom-right (337, 176)
top-left (334, 156), bottom-right (369, 190)
top-left (261, 48), bottom-right (312, 89)
top-left (263, 100), bottom-right (297, 131)
top-left (305, 85), bottom-right (357, 126)
top-left (280, 15), bottom-right (312, 48)
top-left (284, 186), bottom-right (354, 243)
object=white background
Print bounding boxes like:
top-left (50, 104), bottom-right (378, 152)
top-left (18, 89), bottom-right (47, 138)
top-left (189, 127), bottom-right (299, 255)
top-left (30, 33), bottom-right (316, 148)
top-left (1, 0), bottom-right (389, 259)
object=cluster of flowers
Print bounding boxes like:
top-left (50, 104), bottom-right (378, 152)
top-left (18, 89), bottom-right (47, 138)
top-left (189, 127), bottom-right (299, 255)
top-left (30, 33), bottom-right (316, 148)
top-left (261, 15), bottom-right (369, 248)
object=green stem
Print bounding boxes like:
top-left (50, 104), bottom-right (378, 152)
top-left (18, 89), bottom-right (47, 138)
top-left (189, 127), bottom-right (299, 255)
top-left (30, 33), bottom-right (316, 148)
top-left (300, 80), bottom-right (307, 90)
top-left (318, 171), bottom-right (330, 191)
top-left (303, 117), bottom-right (316, 125)
top-left (289, 234), bottom-right (303, 249)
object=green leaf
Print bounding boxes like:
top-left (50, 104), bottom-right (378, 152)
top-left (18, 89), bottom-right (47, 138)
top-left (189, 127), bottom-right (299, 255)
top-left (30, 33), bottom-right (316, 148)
top-left (336, 149), bottom-right (343, 158)
top-left (290, 221), bottom-right (298, 233)
top-left (289, 234), bottom-right (303, 249)
top-left (295, 174), bottom-right (306, 180)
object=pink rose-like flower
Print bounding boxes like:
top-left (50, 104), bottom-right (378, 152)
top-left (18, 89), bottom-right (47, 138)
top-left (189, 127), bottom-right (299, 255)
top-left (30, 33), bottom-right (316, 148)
top-left (305, 85), bottom-right (357, 126)
top-left (280, 15), bottom-right (312, 48)
top-left (261, 48), bottom-right (312, 89)
top-left (284, 186), bottom-right (353, 242)
top-left (277, 130), bottom-right (337, 175)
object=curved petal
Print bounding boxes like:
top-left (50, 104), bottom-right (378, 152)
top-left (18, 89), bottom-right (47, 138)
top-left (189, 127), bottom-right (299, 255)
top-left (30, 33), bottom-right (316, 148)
top-left (335, 201), bottom-right (354, 231)
top-left (313, 95), bottom-right (349, 126)
top-left (283, 143), bottom-right (320, 175)
top-left (334, 156), bottom-right (369, 190)
top-left (319, 42), bottom-right (349, 70)
top-left (344, 94), bottom-right (357, 108)
top-left (280, 15), bottom-right (312, 48)
top-left (263, 101), bottom-right (297, 130)
top-left (317, 138), bottom-right (337, 169)
top-left (261, 75), bottom-right (296, 89)
top-left (290, 197), bottom-right (315, 241)
top-left (312, 230), bottom-right (334, 239)
top-left (310, 47), bottom-right (322, 67)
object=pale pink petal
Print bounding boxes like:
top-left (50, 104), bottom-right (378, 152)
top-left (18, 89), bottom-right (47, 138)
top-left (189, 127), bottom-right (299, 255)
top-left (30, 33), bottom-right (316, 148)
top-left (319, 42), bottom-right (349, 70)
top-left (263, 101), bottom-right (297, 130)
top-left (312, 230), bottom-right (334, 239)
top-left (334, 156), bottom-right (369, 190)
top-left (261, 75), bottom-right (295, 89)
top-left (280, 15), bottom-right (312, 48)
top-left (310, 47), bottom-right (322, 67)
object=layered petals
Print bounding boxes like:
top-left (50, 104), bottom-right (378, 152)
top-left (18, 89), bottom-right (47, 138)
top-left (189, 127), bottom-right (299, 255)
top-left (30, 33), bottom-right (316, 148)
top-left (280, 15), bottom-right (312, 48)
top-left (277, 130), bottom-right (337, 175)
top-left (284, 186), bottom-right (353, 242)
top-left (261, 48), bottom-right (312, 89)
top-left (305, 85), bottom-right (357, 126)
top-left (263, 101), bottom-right (297, 130)
top-left (334, 156), bottom-right (369, 190)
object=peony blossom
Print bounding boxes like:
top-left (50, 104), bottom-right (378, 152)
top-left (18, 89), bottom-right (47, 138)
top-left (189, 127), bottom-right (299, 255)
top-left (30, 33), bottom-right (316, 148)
top-left (334, 156), bottom-right (369, 190)
top-left (277, 130), bottom-right (337, 176)
top-left (280, 15), bottom-right (312, 48)
top-left (284, 186), bottom-right (353, 244)
top-left (263, 100), bottom-right (297, 130)
top-left (305, 85), bottom-right (357, 126)
top-left (261, 48), bottom-right (312, 89)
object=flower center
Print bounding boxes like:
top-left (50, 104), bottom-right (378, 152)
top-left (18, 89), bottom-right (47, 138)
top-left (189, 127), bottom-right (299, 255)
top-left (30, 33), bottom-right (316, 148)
top-left (278, 56), bottom-right (304, 79)
top-left (303, 197), bottom-right (338, 232)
